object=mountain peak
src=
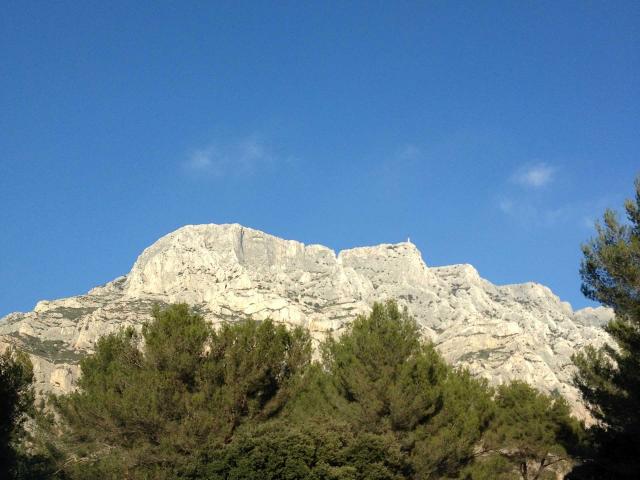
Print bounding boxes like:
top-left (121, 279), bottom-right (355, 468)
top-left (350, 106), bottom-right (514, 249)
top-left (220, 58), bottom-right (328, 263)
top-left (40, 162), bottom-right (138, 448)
top-left (0, 223), bottom-right (612, 419)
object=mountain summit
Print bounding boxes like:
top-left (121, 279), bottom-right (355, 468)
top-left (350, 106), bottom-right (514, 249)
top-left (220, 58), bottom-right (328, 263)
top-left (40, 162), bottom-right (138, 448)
top-left (0, 223), bottom-right (611, 417)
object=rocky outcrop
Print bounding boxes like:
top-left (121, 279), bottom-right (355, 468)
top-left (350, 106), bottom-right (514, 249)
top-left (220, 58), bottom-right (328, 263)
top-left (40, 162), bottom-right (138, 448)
top-left (0, 224), bottom-right (611, 417)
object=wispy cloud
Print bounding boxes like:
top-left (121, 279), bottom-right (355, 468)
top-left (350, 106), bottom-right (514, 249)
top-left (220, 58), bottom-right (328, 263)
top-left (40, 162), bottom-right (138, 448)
top-left (184, 135), bottom-right (285, 178)
top-left (371, 143), bottom-right (426, 193)
top-left (498, 162), bottom-right (563, 226)
top-left (397, 144), bottom-right (422, 161)
top-left (497, 196), bottom-right (575, 228)
top-left (582, 216), bottom-right (596, 229)
top-left (498, 198), bottom-right (514, 215)
top-left (511, 163), bottom-right (556, 188)
top-left (188, 147), bottom-right (218, 171)
top-left (496, 194), bottom-right (623, 230)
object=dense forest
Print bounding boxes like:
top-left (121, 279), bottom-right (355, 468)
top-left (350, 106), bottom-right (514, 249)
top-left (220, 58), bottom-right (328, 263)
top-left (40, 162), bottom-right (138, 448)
top-left (2, 302), bottom-right (584, 479)
top-left (1, 178), bottom-right (638, 479)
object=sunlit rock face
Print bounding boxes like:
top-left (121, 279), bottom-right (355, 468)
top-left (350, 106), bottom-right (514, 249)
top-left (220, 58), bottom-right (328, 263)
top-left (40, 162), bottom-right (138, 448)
top-left (0, 223), bottom-right (612, 417)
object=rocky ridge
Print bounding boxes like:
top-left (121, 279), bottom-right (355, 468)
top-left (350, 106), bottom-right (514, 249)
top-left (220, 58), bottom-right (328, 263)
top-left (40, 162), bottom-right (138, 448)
top-left (0, 224), bottom-right (612, 417)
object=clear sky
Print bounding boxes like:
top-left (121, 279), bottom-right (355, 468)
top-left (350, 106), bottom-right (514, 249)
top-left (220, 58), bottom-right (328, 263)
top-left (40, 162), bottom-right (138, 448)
top-left (1, 1), bottom-right (638, 317)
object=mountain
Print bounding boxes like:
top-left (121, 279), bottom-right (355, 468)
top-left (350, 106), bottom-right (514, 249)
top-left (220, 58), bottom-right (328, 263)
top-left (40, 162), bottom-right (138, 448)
top-left (0, 223), bottom-right (612, 417)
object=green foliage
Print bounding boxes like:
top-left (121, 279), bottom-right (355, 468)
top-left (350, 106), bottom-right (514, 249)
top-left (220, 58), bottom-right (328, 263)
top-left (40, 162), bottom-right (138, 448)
top-left (322, 302), bottom-right (440, 430)
top-left (477, 381), bottom-right (582, 479)
top-left (50, 303), bottom-right (312, 478)
top-left (0, 348), bottom-right (34, 477)
top-left (409, 370), bottom-right (494, 478)
top-left (321, 301), bottom-right (494, 479)
top-left (572, 176), bottom-right (640, 478)
top-left (28, 301), bottom-right (583, 479)
top-left (201, 421), bottom-right (408, 480)
top-left (580, 178), bottom-right (640, 319)
top-left (0, 348), bottom-right (57, 479)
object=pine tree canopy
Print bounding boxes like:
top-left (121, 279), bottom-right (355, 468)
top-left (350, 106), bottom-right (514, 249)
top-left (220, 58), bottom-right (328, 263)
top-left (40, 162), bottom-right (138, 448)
top-left (3, 302), bottom-right (584, 479)
top-left (571, 176), bottom-right (640, 479)
top-left (0, 348), bottom-right (35, 477)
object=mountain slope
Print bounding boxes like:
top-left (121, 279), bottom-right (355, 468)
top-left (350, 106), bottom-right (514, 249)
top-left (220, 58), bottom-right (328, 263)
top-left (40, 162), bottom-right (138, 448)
top-left (0, 223), bottom-right (612, 417)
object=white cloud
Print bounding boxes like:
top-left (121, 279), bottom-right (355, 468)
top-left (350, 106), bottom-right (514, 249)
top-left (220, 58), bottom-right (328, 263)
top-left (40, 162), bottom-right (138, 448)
top-left (511, 163), bottom-right (556, 188)
top-left (184, 135), bottom-right (281, 178)
top-left (187, 146), bottom-right (217, 171)
top-left (498, 168), bottom-right (622, 230)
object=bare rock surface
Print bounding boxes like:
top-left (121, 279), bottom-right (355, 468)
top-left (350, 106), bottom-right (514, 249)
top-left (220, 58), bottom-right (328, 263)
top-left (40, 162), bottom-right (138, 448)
top-left (0, 224), bottom-right (612, 417)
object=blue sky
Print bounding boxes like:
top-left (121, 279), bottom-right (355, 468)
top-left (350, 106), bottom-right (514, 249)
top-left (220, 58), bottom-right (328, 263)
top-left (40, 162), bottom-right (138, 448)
top-left (1, 1), bottom-right (638, 317)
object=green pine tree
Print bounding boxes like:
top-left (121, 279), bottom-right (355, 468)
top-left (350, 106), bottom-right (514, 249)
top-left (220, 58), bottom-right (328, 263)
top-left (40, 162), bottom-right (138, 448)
top-left (49, 304), bottom-right (312, 478)
top-left (322, 301), bottom-right (494, 479)
top-left (0, 348), bottom-right (34, 479)
top-left (570, 176), bottom-right (640, 478)
top-left (473, 381), bottom-right (582, 480)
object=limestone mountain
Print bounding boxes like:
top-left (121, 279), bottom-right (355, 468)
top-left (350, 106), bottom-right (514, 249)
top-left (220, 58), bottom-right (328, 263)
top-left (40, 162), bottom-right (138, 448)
top-left (0, 224), bottom-right (611, 417)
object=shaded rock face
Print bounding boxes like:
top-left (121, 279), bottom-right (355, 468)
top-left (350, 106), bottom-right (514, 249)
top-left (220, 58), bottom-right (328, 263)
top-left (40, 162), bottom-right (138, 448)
top-left (0, 224), bottom-right (612, 417)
